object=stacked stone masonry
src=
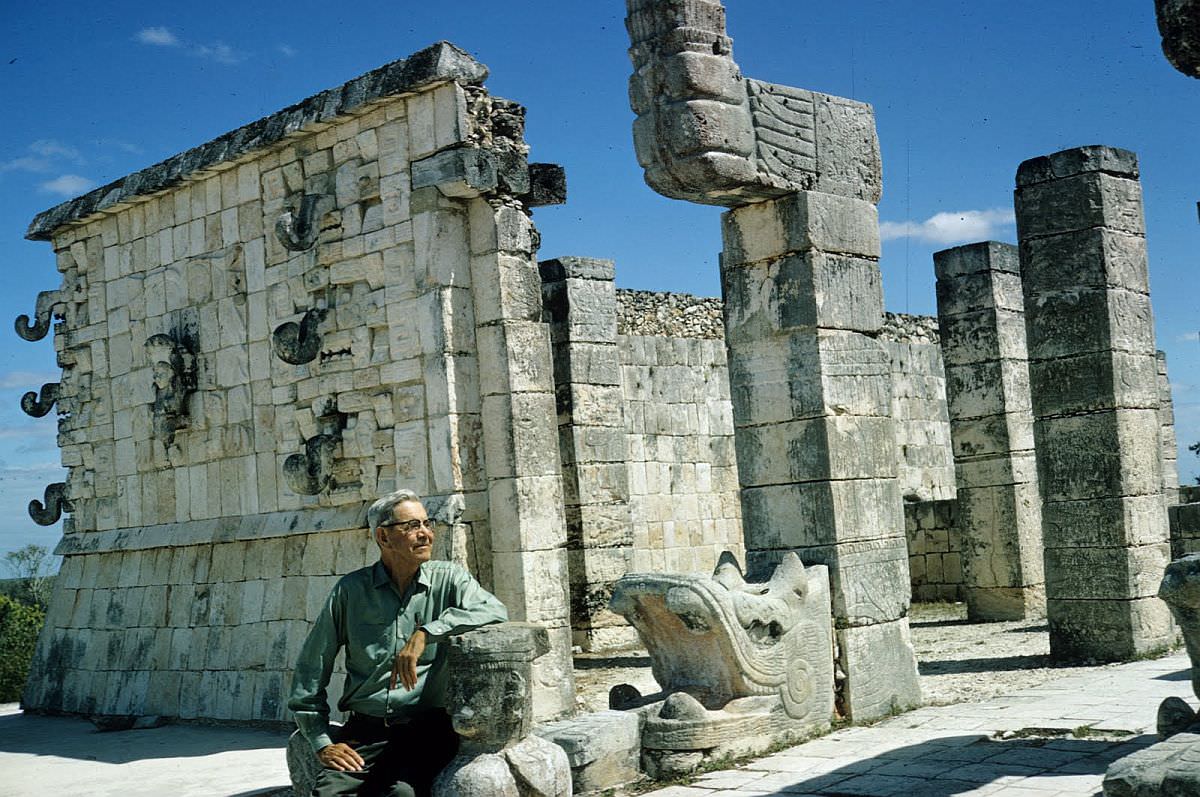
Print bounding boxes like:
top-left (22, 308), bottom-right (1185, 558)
top-left (934, 241), bottom-right (1046, 622)
top-left (22, 43), bottom-right (578, 722)
top-left (905, 500), bottom-right (964, 603)
top-left (1014, 145), bottom-right (1175, 662)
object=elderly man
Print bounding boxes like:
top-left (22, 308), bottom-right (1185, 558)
top-left (288, 489), bottom-right (508, 797)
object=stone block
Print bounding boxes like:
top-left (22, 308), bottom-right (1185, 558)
top-left (1034, 409), bottom-right (1164, 502)
top-left (1015, 145), bottom-right (1139, 186)
top-left (734, 414), bottom-right (898, 487)
top-left (964, 585), bottom-right (1046, 622)
top-left (721, 251), bottom-right (883, 337)
top-left (1025, 287), bottom-right (1156, 360)
top-left (475, 321), bottom-right (555, 397)
top-left (1028, 351), bottom-right (1159, 416)
top-left (811, 91), bottom-right (883, 202)
top-left (1103, 731), bottom-right (1200, 797)
top-left (535, 710), bottom-right (642, 796)
top-left (740, 478), bottom-right (903, 550)
top-left (939, 308), bottom-right (1030, 366)
top-left (541, 277), bottom-right (618, 343)
top-left (1044, 543), bottom-right (1171, 601)
top-left (488, 475), bottom-right (569, 553)
top-left (945, 360), bottom-right (1032, 420)
top-left (936, 269), bottom-right (1026, 317)
top-left (1043, 494), bottom-right (1170, 549)
top-left (836, 619), bottom-right (921, 722)
top-left (481, 392), bottom-right (562, 480)
top-left (950, 412), bottom-right (1034, 458)
top-left (956, 451), bottom-right (1038, 489)
top-left (1046, 595), bottom-right (1176, 662)
top-left (1015, 171), bottom-right (1145, 238)
top-left (727, 330), bottom-right (892, 426)
top-left (469, 254), bottom-right (543, 326)
top-left (721, 190), bottom-right (881, 265)
top-left (491, 549), bottom-right (571, 628)
top-left (411, 147), bottom-right (498, 198)
top-left (956, 482), bottom-right (1043, 587)
top-left (932, 240), bottom-right (1021, 281)
top-left (1019, 227), bottom-right (1149, 295)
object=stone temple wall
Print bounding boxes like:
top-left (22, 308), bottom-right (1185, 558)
top-left (22, 44), bottom-right (578, 722)
top-left (880, 313), bottom-right (957, 503)
top-left (615, 290), bottom-right (743, 575)
top-left (904, 500), bottom-right (964, 602)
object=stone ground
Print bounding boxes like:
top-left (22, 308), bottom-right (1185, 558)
top-left (1, 603), bottom-right (1191, 796)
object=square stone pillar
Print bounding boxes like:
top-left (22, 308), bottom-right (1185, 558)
top-left (721, 190), bottom-right (920, 721)
top-left (466, 198), bottom-right (576, 719)
top-left (1158, 350), bottom-right (1180, 508)
top-left (540, 257), bottom-right (636, 653)
top-left (933, 241), bottom-right (1045, 621)
top-left (1014, 145), bottom-right (1174, 662)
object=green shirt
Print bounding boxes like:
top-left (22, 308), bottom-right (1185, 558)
top-left (288, 559), bottom-right (508, 751)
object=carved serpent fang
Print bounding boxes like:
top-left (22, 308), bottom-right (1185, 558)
top-left (272, 308), bottom-right (327, 365)
top-left (15, 290), bottom-right (63, 342)
top-left (20, 382), bottom-right (59, 418)
top-left (29, 482), bottom-right (69, 526)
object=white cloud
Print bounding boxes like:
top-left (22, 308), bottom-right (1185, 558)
top-left (29, 139), bottom-right (83, 163)
top-left (195, 42), bottom-right (242, 64)
top-left (1, 139), bottom-right (85, 174)
top-left (137, 26), bottom-right (179, 46)
top-left (0, 371), bottom-right (61, 390)
top-left (880, 208), bottom-right (1016, 246)
top-left (1177, 331), bottom-right (1199, 343)
top-left (278, 44), bottom-right (297, 58)
top-left (40, 174), bottom-right (97, 196)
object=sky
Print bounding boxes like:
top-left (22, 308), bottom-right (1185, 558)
top-left (1, 1), bottom-right (1197, 563)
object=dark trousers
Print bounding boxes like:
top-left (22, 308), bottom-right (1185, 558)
top-left (310, 710), bottom-right (459, 797)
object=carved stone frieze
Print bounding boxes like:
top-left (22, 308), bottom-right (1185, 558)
top-left (282, 402), bottom-right (347, 495)
top-left (20, 382), bottom-right (59, 418)
top-left (15, 290), bottom-right (63, 342)
top-left (29, 482), bottom-right (69, 526)
top-left (272, 308), bottom-right (327, 365)
top-left (275, 193), bottom-right (335, 251)
top-left (145, 333), bottom-right (197, 445)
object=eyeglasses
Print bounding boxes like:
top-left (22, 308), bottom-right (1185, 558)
top-left (379, 518), bottom-right (437, 534)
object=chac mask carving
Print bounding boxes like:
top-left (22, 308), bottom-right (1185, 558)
top-left (145, 333), bottom-right (197, 446)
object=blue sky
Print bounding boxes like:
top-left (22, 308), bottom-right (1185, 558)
top-left (1, 1), bottom-right (1197, 562)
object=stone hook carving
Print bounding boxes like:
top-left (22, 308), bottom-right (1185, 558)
top-left (275, 193), bottom-right (335, 252)
top-left (145, 333), bottom-right (197, 445)
top-left (609, 551), bottom-right (833, 777)
top-left (20, 382), bottom-right (60, 418)
top-left (625, 0), bottom-right (880, 207)
top-left (29, 482), bottom-right (68, 526)
top-left (15, 290), bottom-right (63, 342)
top-left (272, 308), bottom-right (327, 365)
top-left (283, 433), bottom-right (339, 495)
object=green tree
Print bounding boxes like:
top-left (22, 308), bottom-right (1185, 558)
top-left (0, 594), bottom-right (44, 702)
top-left (1191, 441), bottom-right (1200, 484)
top-left (3, 544), bottom-right (55, 610)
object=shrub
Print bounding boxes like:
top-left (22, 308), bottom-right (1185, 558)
top-left (0, 594), bottom-right (45, 702)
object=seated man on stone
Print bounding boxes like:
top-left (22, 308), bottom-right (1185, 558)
top-left (289, 488), bottom-right (508, 797)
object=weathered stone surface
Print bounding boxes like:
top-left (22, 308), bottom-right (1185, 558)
top-left (1155, 0), bottom-right (1200, 77)
top-left (286, 722), bottom-right (345, 797)
top-left (1046, 596), bottom-right (1175, 661)
top-left (434, 622), bottom-right (571, 797)
top-left (1170, 503), bottom-right (1200, 559)
top-left (1160, 554), bottom-right (1200, 703)
top-left (535, 710), bottom-right (641, 796)
top-left (611, 552), bottom-right (833, 771)
top-left (1103, 731), bottom-right (1200, 796)
top-left (836, 618), bottom-right (922, 721)
top-left (624, 0), bottom-right (880, 206)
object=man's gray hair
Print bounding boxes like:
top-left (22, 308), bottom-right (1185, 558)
top-left (367, 488), bottom-right (422, 534)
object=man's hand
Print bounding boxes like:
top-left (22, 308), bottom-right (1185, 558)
top-left (317, 742), bottom-right (365, 772)
top-left (390, 628), bottom-right (427, 691)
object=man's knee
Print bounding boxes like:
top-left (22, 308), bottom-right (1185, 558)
top-left (384, 783), bottom-right (415, 797)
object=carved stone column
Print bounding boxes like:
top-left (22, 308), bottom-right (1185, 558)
top-left (934, 241), bottom-right (1045, 621)
top-left (1015, 145), bottom-right (1175, 662)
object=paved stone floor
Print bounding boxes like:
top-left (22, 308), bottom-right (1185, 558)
top-left (0, 650), bottom-right (1191, 796)
top-left (638, 651), bottom-right (1191, 797)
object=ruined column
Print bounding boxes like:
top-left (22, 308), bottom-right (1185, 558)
top-left (933, 242), bottom-right (1045, 621)
top-left (1159, 350), bottom-right (1181, 508)
top-left (539, 257), bottom-right (635, 652)
top-left (1015, 145), bottom-right (1175, 661)
top-left (624, 0), bottom-right (919, 721)
top-left (722, 193), bottom-right (921, 720)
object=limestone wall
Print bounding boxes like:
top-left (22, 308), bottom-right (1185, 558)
top-left (881, 313), bottom-right (957, 503)
top-left (905, 500), bottom-right (964, 602)
top-left (23, 44), bottom-right (577, 722)
top-left (616, 290), bottom-right (743, 574)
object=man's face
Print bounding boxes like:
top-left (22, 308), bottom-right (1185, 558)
top-left (377, 500), bottom-right (435, 570)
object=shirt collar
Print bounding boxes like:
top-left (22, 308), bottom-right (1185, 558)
top-left (371, 559), bottom-right (432, 590)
